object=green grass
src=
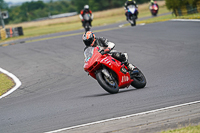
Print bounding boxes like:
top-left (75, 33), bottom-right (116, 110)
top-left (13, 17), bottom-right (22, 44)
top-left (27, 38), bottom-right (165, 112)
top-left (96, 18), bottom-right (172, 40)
top-left (161, 124), bottom-right (200, 133)
top-left (0, 73), bottom-right (15, 96)
top-left (136, 14), bottom-right (173, 26)
top-left (176, 13), bottom-right (200, 19)
top-left (135, 12), bottom-right (200, 26)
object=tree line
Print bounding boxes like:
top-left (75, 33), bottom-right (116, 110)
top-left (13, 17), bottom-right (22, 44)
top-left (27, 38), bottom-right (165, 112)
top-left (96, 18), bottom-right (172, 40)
top-left (165, 0), bottom-right (200, 16)
top-left (1, 0), bottom-right (151, 24)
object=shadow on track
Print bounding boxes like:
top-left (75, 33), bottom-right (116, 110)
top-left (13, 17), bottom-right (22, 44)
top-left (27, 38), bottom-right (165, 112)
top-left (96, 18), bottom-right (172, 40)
top-left (81, 87), bottom-right (146, 98)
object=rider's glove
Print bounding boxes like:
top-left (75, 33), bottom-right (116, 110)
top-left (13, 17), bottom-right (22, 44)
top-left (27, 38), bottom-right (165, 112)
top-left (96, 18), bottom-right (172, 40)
top-left (100, 50), bottom-right (106, 55)
top-left (100, 48), bottom-right (111, 55)
top-left (104, 47), bottom-right (111, 53)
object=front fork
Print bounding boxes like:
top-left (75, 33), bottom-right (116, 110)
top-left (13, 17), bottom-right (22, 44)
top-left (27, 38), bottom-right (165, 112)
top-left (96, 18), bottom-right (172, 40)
top-left (101, 68), bottom-right (113, 81)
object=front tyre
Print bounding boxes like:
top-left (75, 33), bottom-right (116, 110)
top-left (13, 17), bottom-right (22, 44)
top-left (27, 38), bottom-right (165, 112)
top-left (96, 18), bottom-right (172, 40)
top-left (131, 68), bottom-right (146, 89)
top-left (96, 70), bottom-right (119, 94)
top-left (131, 19), bottom-right (136, 26)
top-left (151, 10), bottom-right (158, 16)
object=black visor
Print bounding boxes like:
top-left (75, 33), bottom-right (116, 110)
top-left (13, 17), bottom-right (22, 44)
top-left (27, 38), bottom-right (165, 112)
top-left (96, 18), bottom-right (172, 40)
top-left (84, 38), bottom-right (93, 46)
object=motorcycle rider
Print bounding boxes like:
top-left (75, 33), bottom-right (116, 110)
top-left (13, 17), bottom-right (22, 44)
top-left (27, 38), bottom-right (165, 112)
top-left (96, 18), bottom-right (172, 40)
top-left (124, 0), bottom-right (138, 19)
top-left (83, 31), bottom-right (135, 71)
top-left (150, 0), bottom-right (159, 8)
top-left (79, 5), bottom-right (93, 27)
top-left (150, 0), bottom-right (155, 6)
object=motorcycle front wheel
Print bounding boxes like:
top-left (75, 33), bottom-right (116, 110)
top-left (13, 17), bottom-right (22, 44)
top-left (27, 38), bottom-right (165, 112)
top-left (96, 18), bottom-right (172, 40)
top-left (131, 16), bottom-right (136, 26)
top-left (151, 10), bottom-right (158, 16)
top-left (96, 70), bottom-right (119, 94)
top-left (131, 68), bottom-right (146, 89)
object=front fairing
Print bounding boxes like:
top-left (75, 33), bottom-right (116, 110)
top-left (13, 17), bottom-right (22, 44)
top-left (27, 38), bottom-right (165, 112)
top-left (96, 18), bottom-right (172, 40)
top-left (150, 4), bottom-right (158, 10)
top-left (127, 5), bottom-right (136, 14)
top-left (83, 47), bottom-right (133, 88)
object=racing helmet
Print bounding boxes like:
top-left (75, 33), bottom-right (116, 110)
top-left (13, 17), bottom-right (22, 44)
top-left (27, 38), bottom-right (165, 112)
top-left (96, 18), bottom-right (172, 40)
top-left (84, 5), bottom-right (89, 10)
top-left (82, 31), bottom-right (96, 47)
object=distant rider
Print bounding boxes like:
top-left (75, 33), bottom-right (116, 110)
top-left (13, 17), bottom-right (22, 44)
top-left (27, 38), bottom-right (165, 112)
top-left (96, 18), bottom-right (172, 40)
top-left (82, 31), bottom-right (136, 71)
top-left (79, 5), bottom-right (93, 27)
top-left (124, 0), bottom-right (138, 19)
top-left (150, 0), bottom-right (155, 6)
top-left (150, 0), bottom-right (159, 9)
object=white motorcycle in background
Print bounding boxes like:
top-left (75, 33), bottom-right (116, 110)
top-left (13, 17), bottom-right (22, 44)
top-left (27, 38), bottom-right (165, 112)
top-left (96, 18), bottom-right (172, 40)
top-left (126, 5), bottom-right (138, 26)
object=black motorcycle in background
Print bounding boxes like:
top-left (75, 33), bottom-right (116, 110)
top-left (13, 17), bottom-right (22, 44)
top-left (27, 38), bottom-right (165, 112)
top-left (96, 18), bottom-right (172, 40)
top-left (83, 14), bottom-right (92, 32)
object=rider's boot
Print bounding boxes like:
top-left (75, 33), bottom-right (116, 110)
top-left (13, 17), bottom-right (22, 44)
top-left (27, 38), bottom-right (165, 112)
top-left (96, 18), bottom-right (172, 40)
top-left (125, 62), bottom-right (139, 75)
top-left (81, 21), bottom-right (84, 26)
top-left (135, 11), bottom-right (138, 19)
top-left (124, 62), bottom-right (135, 71)
top-left (89, 21), bottom-right (92, 27)
top-left (123, 53), bottom-right (136, 71)
top-left (82, 21), bottom-right (86, 27)
top-left (125, 12), bottom-right (129, 21)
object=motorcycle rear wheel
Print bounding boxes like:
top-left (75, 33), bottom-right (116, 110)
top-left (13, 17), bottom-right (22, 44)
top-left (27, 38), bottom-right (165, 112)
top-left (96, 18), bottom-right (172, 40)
top-left (96, 70), bottom-right (119, 94)
top-left (85, 22), bottom-right (90, 32)
top-left (131, 68), bottom-right (146, 89)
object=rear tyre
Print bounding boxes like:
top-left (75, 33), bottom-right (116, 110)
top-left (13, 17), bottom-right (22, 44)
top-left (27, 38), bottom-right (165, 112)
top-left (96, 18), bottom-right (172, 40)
top-left (96, 70), bottom-right (119, 94)
top-left (85, 22), bottom-right (90, 32)
top-left (131, 68), bottom-right (146, 89)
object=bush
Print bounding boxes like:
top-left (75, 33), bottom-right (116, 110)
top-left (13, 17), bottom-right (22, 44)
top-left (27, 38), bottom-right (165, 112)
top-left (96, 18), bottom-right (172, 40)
top-left (165, 0), bottom-right (200, 16)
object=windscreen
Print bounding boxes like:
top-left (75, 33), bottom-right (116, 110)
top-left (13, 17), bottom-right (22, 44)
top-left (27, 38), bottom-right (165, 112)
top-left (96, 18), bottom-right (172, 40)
top-left (84, 47), bottom-right (95, 62)
top-left (127, 5), bottom-right (136, 13)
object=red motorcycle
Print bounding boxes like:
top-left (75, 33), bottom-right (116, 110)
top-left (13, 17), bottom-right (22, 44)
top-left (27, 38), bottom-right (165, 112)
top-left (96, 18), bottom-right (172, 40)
top-left (149, 4), bottom-right (159, 16)
top-left (84, 46), bottom-right (146, 94)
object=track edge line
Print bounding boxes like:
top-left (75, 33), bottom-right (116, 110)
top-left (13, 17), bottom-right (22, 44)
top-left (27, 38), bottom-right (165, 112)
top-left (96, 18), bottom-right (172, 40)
top-left (0, 68), bottom-right (22, 99)
top-left (45, 100), bottom-right (200, 133)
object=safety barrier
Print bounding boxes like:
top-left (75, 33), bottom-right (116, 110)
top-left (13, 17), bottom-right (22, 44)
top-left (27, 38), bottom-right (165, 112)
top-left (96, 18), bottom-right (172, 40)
top-left (0, 27), bottom-right (23, 40)
top-left (0, 29), bottom-right (7, 40)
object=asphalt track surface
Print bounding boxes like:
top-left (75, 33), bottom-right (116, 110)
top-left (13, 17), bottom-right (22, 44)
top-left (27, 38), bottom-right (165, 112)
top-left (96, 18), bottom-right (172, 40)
top-left (0, 20), bottom-right (200, 133)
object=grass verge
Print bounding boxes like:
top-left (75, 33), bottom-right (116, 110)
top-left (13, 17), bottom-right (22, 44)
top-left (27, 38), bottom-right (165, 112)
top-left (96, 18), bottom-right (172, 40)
top-left (0, 73), bottom-right (15, 96)
top-left (160, 124), bottom-right (200, 133)
top-left (138, 12), bottom-right (200, 25)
